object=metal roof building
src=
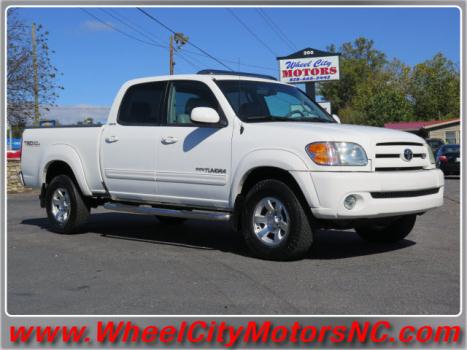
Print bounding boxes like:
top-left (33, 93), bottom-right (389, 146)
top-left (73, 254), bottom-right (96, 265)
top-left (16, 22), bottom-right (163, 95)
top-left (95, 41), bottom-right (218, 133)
top-left (385, 119), bottom-right (460, 144)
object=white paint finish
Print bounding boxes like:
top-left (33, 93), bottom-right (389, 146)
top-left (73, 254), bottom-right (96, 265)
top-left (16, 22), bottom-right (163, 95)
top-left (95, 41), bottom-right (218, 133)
top-left (156, 125), bottom-right (232, 208)
top-left (100, 124), bottom-right (158, 200)
top-left (310, 169), bottom-right (444, 218)
top-left (156, 171), bottom-right (227, 186)
top-left (21, 127), bottom-right (104, 194)
top-left (190, 107), bottom-right (220, 124)
top-left (104, 169), bottom-right (156, 182)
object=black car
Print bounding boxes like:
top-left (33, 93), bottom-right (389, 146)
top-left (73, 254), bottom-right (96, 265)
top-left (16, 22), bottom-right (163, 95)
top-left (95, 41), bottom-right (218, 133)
top-left (436, 144), bottom-right (460, 175)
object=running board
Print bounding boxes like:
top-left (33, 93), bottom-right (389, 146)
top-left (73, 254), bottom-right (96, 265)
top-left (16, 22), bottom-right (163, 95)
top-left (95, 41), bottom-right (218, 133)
top-left (104, 203), bottom-right (231, 222)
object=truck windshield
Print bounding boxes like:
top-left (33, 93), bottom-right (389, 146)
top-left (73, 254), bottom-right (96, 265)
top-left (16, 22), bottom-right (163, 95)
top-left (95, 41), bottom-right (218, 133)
top-left (216, 80), bottom-right (335, 123)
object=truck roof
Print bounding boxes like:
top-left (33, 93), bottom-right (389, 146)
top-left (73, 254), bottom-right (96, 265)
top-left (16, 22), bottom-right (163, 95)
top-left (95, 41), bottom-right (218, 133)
top-left (123, 72), bottom-right (281, 87)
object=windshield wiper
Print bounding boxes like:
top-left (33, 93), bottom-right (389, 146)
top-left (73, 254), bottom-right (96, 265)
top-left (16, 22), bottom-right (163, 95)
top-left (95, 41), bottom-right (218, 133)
top-left (245, 115), bottom-right (282, 122)
top-left (245, 115), bottom-right (332, 123)
top-left (289, 117), bottom-right (334, 123)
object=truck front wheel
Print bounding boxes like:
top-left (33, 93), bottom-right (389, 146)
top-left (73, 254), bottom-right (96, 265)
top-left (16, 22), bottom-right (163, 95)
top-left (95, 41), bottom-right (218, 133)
top-left (241, 179), bottom-right (314, 261)
top-left (45, 175), bottom-right (90, 234)
top-left (355, 215), bottom-right (416, 243)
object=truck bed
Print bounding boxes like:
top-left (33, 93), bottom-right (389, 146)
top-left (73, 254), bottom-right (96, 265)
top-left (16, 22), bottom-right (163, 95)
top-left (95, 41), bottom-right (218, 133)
top-left (21, 126), bottom-right (106, 193)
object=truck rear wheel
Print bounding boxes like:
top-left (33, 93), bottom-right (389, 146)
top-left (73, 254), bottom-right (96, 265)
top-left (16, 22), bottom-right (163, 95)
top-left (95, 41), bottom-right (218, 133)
top-left (45, 175), bottom-right (90, 234)
top-left (241, 179), bottom-right (314, 261)
top-left (355, 215), bottom-right (416, 243)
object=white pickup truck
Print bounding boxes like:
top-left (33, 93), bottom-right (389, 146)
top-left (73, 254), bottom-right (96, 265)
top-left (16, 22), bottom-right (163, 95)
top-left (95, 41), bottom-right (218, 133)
top-left (20, 70), bottom-right (444, 260)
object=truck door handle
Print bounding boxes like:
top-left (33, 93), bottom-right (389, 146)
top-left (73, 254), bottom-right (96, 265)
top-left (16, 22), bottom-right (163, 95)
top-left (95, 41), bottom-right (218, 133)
top-left (105, 135), bottom-right (119, 143)
top-left (161, 136), bottom-right (178, 144)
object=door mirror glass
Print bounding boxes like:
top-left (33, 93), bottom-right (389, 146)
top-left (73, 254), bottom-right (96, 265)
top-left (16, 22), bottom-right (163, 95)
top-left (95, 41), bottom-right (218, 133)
top-left (190, 107), bottom-right (220, 124)
top-left (332, 114), bottom-right (341, 124)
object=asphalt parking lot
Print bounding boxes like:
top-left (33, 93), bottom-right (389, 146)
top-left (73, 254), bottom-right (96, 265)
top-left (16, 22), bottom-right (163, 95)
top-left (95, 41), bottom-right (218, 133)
top-left (7, 177), bottom-right (460, 315)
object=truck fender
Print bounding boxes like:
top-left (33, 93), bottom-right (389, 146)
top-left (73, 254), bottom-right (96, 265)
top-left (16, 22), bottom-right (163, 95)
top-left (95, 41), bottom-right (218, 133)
top-left (229, 148), bottom-right (320, 209)
top-left (39, 144), bottom-right (93, 197)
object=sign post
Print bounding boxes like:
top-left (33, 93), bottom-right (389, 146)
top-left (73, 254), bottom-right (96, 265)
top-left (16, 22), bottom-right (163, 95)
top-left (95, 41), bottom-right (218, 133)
top-left (305, 82), bottom-right (316, 101)
top-left (277, 48), bottom-right (340, 102)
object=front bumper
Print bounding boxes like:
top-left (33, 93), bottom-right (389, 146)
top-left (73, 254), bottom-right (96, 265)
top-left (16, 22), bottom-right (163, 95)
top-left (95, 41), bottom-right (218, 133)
top-left (309, 169), bottom-right (444, 219)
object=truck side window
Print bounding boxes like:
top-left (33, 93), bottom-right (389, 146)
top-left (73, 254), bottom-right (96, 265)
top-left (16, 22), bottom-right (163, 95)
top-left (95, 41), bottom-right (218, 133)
top-left (166, 81), bottom-right (219, 126)
top-left (118, 82), bottom-right (166, 125)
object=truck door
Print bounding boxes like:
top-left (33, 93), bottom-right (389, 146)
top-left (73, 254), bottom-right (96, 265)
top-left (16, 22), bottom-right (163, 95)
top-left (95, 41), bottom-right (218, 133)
top-left (155, 80), bottom-right (232, 209)
top-left (101, 81), bottom-right (166, 202)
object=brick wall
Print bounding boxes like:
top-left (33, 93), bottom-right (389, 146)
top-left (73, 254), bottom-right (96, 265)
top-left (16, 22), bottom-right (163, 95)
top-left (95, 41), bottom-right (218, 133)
top-left (7, 159), bottom-right (25, 193)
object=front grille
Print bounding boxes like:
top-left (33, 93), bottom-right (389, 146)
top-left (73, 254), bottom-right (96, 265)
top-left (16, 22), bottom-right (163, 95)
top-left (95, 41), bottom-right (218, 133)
top-left (371, 188), bottom-right (440, 199)
top-left (376, 142), bottom-right (424, 146)
top-left (373, 141), bottom-right (429, 171)
top-left (375, 167), bottom-right (424, 171)
top-left (375, 153), bottom-right (426, 159)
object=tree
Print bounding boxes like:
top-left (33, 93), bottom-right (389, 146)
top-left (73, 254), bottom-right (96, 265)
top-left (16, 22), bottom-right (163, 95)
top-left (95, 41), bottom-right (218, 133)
top-left (319, 37), bottom-right (387, 115)
top-left (7, 9), bottom-right (63, 128)
top-left (409, 53), bottom-right (460, 120)
top-left (320, 37), bottom-right (459, 126)
top-left (348, 73), bottom-right (413, 126)
top-left (341, 59), bottom-right (414, 126)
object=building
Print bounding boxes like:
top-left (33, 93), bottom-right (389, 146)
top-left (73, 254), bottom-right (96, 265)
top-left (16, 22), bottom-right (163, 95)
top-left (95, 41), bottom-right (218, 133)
top-left (384, 119), bottom-right (460, 144)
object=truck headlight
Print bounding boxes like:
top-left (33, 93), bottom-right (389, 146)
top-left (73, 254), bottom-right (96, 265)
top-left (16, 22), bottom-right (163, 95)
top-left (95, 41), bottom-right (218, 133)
top-left (305, 142), bottom-right (368, 166)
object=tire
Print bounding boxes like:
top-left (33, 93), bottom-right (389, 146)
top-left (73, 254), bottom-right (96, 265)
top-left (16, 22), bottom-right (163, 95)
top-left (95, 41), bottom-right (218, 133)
top-left (355, 215), bottom-right (416, 243)
top-left (45, 175), bottom-right (90, 234)
top-left (156, 216), bottom-right (186, 225)
top-left (241, 179), bottom-right (314, 261)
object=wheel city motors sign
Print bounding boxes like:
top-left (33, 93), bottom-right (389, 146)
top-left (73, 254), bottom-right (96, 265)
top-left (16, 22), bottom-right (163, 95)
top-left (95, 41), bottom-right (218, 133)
top-left (277, 48), bottom-right (340, 84)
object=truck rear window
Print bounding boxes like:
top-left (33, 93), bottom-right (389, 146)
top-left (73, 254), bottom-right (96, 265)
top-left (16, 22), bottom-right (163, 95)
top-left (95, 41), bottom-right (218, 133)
top-left (118, 82), bottom-right (166, 125)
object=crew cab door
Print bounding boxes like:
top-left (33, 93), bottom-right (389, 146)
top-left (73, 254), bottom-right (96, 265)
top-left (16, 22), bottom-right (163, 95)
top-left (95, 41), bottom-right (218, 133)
top-left (155, 80), bottom-right (232, 209)
top-left (101, 81), bottom-right (166, 201)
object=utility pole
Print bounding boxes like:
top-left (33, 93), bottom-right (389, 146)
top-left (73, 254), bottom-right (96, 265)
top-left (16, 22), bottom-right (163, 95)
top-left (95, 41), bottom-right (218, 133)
top-left (169, 34), bottom-right (174, 75)
top-left (31, 23), bottom-right (40, 125)
top-left (169, 32), bottom-right (188, 75)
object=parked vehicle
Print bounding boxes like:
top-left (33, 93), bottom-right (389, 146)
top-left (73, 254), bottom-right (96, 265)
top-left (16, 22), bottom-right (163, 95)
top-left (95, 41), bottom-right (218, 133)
top-left (436, 144), bottom-right (460, 176)
top-left (20, 70), bottom-right (444, 260)
top-left (425, 138), bottom-right (445, 155)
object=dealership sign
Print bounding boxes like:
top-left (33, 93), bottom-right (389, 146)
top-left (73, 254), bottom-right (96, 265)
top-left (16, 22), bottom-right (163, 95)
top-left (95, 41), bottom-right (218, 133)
top-left (277, 48), bottom-right (340, 84)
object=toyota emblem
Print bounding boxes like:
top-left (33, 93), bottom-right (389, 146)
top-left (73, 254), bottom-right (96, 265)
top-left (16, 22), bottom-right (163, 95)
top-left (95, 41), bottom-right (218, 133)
top-left (402, 148), bottom-right (413, 161)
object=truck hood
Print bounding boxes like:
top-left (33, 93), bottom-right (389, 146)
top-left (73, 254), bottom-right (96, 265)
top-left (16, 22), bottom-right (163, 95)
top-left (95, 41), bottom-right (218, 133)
top-left (246, 122), bottom-right (425, 147)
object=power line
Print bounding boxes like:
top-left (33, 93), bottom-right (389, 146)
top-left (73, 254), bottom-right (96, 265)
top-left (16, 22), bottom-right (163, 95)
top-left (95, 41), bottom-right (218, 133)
top-left (102, 9), bottom-right (206, 69)
top-left (181, 50), bottom-right (276, 72)
top-left (175, 51), bottom-right (202, 70)
top-left (100, 9), bottom-right (201, 71)
top-left (100, 8), bottom-right (165, 47)
top-left (82, 8), bottom-right (277, 73)
top-left (256, 9), bottom-right (297, 51)
top-left (81, 8), bottom-right (164, 49)
top-left (226, 9), bottom-right (278, 58)
top-left (137, 7), bottom-right (233, 71)
top-left (81, 9), bottom-right (199, 71)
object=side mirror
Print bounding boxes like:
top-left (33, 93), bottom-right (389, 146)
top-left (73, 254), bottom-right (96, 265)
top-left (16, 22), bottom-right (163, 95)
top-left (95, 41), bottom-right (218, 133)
top-left (332, 114), bottom-right (341, 124)
top-left (190, 107), bottom-right (220, 124)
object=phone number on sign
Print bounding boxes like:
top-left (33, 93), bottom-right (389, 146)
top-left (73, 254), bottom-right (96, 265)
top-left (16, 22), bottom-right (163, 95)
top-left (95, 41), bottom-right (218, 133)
top-left (287, 75), bottom-right (334, 82)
